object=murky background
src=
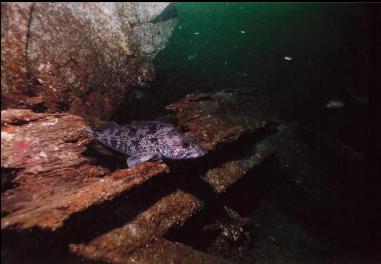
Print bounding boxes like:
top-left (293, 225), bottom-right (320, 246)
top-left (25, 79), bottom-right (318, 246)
top-left (129, 3), bottom-right (370, 152)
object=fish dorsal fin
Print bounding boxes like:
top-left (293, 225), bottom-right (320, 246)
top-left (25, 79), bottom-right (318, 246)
top-left (129, 120), bottom-right (175, 128)
top-left (96, 121), bottom-right (121, 132)
top-left (126, 121), bottom-right (177, 133)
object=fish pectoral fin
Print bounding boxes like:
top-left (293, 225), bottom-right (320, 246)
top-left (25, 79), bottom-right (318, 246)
top-left (126, 152), bottom-right (163, 168)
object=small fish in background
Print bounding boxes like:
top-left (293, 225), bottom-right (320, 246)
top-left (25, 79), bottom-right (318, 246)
top-left (194, 32), bottom-right (200, 35)
top-left (131, 89), bottom-right (144, 100)
top-left (187, 52), bottom-right (197, 60)
top-left (283, 56), bottom-right (293, 61)
top-left (84, 121), bottom-right (207, 168)
top-left (240, 30), bottom-right (246, 34)
top-left (301, 126), bottom-right (365, 163)
top-left (237, 72), bottom-right (248, 77)
top-left (325, 99), bottom-right (345, 109)
top-left (346, 85), bottom-right (369, 104)
top-left (135, 90), bottom-right (144, 99)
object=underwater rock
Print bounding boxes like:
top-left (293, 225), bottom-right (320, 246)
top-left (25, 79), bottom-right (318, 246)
top-left (1, 109), bottom-right (169, 230)
top-left (73, 238), bottom-right (232, 264)
top-left (70, 189), bottom-right (205, 263)
top-left (0, 3), bottom-right (33, 109)
top-left (167, 90), bottom-right (277, 193)
top-left (125, 3), bottom-right (178, 58)
top-left (166, 90), bottom-right (276, 150)
top-left (203, 206), bottom-right (252, 261)
top-left (266, 122), bottom-right (332, 194)
top-left (203, 139), bottom-right (274, 193)
top-left (1, 109), bottom-right (90, 171)
top-left (1, 2), bottom-right (177, 123)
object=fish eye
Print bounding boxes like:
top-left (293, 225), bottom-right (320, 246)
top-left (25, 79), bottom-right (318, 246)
top-left (182, 142), bottom-right (190, 148)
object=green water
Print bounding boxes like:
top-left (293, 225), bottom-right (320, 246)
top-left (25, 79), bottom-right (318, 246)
top-left (154, 3), bottom-right (362, 120)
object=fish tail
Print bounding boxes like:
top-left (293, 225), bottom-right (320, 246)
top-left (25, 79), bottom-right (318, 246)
top-left (83, 126), bottom-right (96, 137)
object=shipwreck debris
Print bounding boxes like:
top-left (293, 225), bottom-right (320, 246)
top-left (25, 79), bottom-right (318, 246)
top-left (1, 109), bottom-right (169, 231)
top-left (167, 89), bottom-right (278, 193)
top-left (70, 189), bottom-right (205, 263)
top-left (1, 87), bottom-right (335, 263)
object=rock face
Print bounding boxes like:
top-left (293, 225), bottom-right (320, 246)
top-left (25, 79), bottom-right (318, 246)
top-left (1, 3), bottom-right (34, 110)
top-left (1, 2), bottom-right (177, 123)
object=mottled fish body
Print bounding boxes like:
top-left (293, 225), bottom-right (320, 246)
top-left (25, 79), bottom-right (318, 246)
top-left (85, 121), bottom-right (207, 167)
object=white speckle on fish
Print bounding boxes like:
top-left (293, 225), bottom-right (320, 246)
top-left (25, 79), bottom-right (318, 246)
top-left (194, 32), bottom-right (200, 35)
top-left (240, 30), bottom-right (246, 34)
top-left (284, 56), bottom-right (293, 61)
top-left (325, 100), bottom-right (345, 109)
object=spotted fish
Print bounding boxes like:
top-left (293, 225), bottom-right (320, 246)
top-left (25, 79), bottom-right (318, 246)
top-left (85, 121), bottom-right (207, 167)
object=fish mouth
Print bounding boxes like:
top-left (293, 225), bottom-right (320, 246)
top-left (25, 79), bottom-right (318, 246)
top-left (186, 150), bottom-right (207, 159)
top-left (186, 153), bottom-right (200, 159)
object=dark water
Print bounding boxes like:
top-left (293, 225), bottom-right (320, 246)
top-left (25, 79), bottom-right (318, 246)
top-left (155, 3), bottom-right (362, 111)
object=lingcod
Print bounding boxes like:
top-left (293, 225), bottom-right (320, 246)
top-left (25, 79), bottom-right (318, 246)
top-left (85, 121), bottom-right (207, 167)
